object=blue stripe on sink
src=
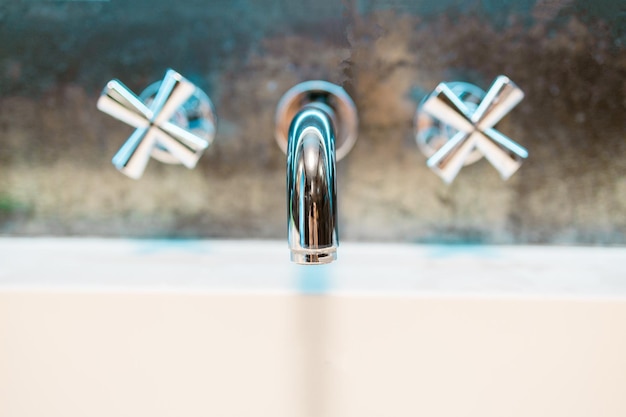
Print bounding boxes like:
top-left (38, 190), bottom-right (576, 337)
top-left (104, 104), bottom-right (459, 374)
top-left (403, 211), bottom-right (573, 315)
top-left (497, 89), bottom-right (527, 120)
top-left (296, 265), bottom-right (331, 294)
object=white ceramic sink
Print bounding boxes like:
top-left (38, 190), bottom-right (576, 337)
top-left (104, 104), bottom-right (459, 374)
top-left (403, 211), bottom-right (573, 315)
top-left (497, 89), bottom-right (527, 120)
top-left (1, 239), bottom-right (625, 417)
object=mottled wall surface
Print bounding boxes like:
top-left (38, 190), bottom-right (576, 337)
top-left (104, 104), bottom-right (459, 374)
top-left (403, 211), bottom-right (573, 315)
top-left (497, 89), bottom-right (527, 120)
top-left (0, 1), bottom-right (625, 243)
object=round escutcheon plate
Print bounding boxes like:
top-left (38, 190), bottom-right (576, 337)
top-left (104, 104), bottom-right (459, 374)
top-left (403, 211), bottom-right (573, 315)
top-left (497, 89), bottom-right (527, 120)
top-left (275, 81), bottom-right (358, 162)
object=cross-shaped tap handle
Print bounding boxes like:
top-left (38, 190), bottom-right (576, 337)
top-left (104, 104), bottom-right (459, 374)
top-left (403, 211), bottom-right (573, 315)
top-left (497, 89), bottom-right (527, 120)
top-left (416, 75), bottom-right (528, 183)
top-left (97, 69), bottom-right (216, 179)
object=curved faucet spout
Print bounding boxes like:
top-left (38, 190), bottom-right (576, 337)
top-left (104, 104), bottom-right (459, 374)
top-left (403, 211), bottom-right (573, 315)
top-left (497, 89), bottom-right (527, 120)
top-left (287, 105), bottom-right (338, 265)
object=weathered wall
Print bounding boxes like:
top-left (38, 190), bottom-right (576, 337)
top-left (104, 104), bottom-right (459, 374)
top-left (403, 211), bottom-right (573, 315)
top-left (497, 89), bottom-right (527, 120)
top-left (0, 1), bottom-right (625, 243)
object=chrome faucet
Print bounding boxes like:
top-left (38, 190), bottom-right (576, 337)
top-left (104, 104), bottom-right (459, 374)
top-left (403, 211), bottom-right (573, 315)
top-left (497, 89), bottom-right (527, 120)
top-left (275, 81), bottom-right (358, 265)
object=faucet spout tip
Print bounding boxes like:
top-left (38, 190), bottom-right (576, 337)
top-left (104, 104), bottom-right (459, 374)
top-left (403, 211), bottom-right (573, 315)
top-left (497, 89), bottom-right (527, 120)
top-left (291, 248), bottom-right (337, 265)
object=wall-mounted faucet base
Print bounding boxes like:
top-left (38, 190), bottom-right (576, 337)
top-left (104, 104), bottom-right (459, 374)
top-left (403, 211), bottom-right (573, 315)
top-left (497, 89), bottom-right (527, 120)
top-left (275, 80), bottom-right (358, 162)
